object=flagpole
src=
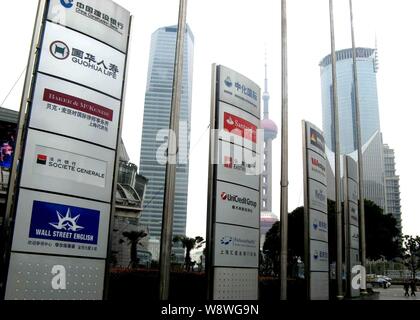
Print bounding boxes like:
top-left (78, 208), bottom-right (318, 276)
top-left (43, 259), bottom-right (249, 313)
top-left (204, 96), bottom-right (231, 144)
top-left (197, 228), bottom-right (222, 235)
top-left (329, 0), bottom-right (344, 300)
top-left (280, 0), bottom-right (289, 300)
top-left (349, 0), bottom-right (367, 294)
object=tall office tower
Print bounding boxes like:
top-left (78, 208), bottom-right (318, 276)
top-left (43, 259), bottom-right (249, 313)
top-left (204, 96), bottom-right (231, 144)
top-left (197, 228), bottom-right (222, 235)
top-left (139, 25), bottom-right (194, 260)
top-left (260, 59), bottom-right (278, 248)
top-left (320, 48), bottom-right (386, 210)
top-left (383, 144), bottom-right (402, 232)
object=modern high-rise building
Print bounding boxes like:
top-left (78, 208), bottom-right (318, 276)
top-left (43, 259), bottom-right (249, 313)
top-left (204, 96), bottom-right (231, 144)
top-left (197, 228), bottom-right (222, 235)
top-left (139, 25), bottom-right (194, 259)
top-left (260, 59), bottom-right (279, 249)
top-left (383, 144), bottom-right (402, 232)
top-left (320, 48), bottom-right (386, 210)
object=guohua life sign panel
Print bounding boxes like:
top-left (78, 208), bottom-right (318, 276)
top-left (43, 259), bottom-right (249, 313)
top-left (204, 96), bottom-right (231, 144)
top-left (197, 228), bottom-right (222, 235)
top-left (208, 65), bottom-right (261, 300)
top-left (303, 121), bottom-right (329, 300)
top-left (39, 21), bottom-right (125, 99)
top-left (5, 0), bottom-right (131, 300)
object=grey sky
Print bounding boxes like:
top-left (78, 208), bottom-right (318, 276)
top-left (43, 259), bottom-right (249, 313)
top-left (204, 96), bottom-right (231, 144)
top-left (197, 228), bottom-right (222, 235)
top-left (0, 0), bottom-right (418, 238)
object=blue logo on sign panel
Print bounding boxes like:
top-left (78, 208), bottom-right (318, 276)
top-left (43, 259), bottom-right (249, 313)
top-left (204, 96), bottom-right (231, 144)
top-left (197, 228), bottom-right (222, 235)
top-left (60, 0), bottom-right (74, 8)
top-left (29, 201), bottom-right (100, 245)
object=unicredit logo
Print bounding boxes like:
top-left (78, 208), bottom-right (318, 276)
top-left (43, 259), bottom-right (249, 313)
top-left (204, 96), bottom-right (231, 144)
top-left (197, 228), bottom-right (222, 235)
top-left (220, 192), bottom-right (257, 208)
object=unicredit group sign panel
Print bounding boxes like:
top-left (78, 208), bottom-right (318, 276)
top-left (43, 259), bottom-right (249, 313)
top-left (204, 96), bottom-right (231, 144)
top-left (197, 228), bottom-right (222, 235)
top-left (30, 73), bottom-right (120, 149)
top-left (20, 130), bottom-right (115, 202)
top-left (48, 0), bottom-right (130, 52)
top-left (218, 65), bottom-right (260, 119)
top-left (11, 189), bottom-right (110, 259)
top-left (39, 22), bottom-right (125, 99)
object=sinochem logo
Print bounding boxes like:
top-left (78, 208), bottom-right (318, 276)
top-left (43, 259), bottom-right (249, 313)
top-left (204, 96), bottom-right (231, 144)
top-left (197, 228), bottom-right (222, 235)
top-left (60, 0), bottom-right (74, 9)
top-left (50, 41), bottom-right (70, 60)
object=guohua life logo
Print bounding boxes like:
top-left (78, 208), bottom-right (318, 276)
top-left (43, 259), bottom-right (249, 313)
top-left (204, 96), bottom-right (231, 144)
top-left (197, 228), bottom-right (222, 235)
top-left (60, 0), bottom-right (74, 9)
top-left (49, 40), bottom-right (120, 80)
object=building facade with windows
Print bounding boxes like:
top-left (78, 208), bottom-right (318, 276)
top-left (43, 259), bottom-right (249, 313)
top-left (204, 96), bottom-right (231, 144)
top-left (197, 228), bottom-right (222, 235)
top-left (139, 25), bottom-right (194, 260)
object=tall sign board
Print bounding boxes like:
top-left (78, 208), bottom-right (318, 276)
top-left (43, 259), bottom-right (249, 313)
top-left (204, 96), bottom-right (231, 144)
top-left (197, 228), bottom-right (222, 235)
top-left (4, 0), bottom-right (131, 300)
top-left (343, 155), bottom-right (360, 298)
top-left (302, 121), bottom-right (329, 300)
top-left (207, 65), bottom-right (261, 300)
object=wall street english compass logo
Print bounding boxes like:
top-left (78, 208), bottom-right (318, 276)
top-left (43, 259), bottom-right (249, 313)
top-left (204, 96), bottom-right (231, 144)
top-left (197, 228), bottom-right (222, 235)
top-left (50, 208), bottom-right (84, 232)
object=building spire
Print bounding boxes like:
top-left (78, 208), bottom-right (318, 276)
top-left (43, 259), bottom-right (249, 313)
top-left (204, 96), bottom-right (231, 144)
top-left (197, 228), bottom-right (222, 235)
top-left (263, 48), bottom-right (270, 119)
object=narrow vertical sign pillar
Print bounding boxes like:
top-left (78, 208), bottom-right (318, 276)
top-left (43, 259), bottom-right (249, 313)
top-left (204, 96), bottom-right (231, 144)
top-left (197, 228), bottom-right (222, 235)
top-left (302, 121), bottom-right (329, 300)
top-left (207, 65), bottom-right (261, 300)
top-left (4, 0), bottom-right (131, 300)
top-left (343, 155), bottom-right (360, 298)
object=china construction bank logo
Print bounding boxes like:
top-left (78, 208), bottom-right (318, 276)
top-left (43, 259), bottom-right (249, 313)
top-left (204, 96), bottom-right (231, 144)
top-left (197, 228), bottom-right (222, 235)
top-left (50, 41), bottom-right (70, 60)
top-left (60, 0), bottom-right (74, 8)
top-left (29, 201), bottom-right (100, 245)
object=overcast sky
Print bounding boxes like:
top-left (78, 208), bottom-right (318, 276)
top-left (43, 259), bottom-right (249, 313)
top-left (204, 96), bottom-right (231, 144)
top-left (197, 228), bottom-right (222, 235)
top-left (1, 0), bottom-right (419, 239)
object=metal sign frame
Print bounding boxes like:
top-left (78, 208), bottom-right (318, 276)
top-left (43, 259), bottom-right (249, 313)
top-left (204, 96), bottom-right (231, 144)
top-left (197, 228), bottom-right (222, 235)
top-left (0, 0), bottom-right (132, 300)
top-left (206, 64), bottom-right (261, 300)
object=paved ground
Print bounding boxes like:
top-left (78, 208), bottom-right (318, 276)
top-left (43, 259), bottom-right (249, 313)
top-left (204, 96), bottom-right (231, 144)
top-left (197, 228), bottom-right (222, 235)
top-left (370, 285), bottom-right (420, 300)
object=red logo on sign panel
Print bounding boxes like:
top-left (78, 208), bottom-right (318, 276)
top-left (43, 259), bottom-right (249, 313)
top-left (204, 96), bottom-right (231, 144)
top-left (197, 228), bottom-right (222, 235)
top-left (43, 89), bottom-right (114, 121)
top-left (224, 112), bottom-right (257, 143)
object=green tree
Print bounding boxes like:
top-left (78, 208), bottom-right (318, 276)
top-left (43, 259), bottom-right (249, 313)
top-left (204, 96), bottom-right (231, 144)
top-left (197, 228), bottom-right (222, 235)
top-left (402, 235), bottom-right (420, 280)
top-left (122, 230), bottom-right (148, 269)
top-left (173, 236), bottom-right (204, 272)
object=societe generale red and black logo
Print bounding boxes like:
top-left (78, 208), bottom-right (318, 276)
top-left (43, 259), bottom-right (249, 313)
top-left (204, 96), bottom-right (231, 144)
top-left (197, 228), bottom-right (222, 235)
top-left (37, 154), bottom-right (47, 165)
top-left (50, 41), bottom-right (70, 60)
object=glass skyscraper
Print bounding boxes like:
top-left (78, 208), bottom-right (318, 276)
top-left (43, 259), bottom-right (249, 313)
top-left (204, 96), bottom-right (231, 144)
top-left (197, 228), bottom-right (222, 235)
top-left (320, 48), bottom-right (386, 210)
top-left (139, 25), bottom-right (194, 254)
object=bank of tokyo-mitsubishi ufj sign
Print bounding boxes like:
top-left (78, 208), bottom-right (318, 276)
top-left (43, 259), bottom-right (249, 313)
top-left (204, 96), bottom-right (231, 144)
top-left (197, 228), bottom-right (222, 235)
top-left (207, 65), bottom-right (261, 300)
top-left (4, 0), bottom-right (131, 300)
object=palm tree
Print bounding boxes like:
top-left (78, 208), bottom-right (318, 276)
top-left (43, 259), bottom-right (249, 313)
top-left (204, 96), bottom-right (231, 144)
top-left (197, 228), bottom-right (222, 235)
top-left (122, 230), bottom-right (148, 269)
top-left (173, 236), bottom-right (204, 272)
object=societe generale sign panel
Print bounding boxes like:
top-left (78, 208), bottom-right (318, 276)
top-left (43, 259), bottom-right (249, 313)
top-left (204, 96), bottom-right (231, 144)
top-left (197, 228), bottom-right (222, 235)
top-left (218, 101), bottom-right (261, 153)
top-left (5, 252), bottom-right (105, 300)
top-left (48, 0), bottom-right (130, 53)
top-left (30, 73), bottom-right (120, 149)
top-left (213, 223), bottom-right (259, 268)
top-left (11, 189), bottom-right (110, 259)
top-left (39, 22), bottom-right (125, 99)
top-left (20, 129), bottom-right (115, 202)
top-left (218, 65), bottom-right (261, 119)
top-left (215, 181), bottom-right (260, 229)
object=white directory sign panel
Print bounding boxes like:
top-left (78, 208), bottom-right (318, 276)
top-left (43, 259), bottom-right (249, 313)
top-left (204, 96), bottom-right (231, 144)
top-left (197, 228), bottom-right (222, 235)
top-left (350, 225), bottom-right (360, 250)
top-left (309, 179), bottom-right (328, 213)
top-left (213, 268), bottom-right (258, 300)
top-left (213, 223), bottom-right (259, 268)
top-left (303, 121), bottom-right (329, 300)
top-left (20, 129), bottom-right (115, 202)
top-left (30, 73), bottom-right (120, 149)
top-left (215, 181), bottom-right (260, 229)
top-left (349, 201), bottom-right (359, 227)
top-left (5, 252), bottom-right (105, 300)
top-left (39, 22), bottom-right (125, 99)
top-left (307, 149), bottom-right (327, 185)
top-left (218, 101), bottom-right (261, 153)
top-left (218, 65), bottom-right (260, 118)
top-left (48, 0), bottom-right (130, 52)
top-left (216, 140), bottom-right (260, 190)
top-left (310, 241), bottom-right (329, 272)
top-left (11, 189), bottom-right (110, 259)
top-left (348, 179), bottom-right (359, 205)
top-left (310, 273), bottom-right (329, 300)
top-left (309, 209), bottom-right (329, 243)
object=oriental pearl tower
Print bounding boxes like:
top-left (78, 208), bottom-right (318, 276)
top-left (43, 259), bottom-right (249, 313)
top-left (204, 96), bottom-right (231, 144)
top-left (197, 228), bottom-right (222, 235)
top-left (260, 57), bottom-right (279, 248)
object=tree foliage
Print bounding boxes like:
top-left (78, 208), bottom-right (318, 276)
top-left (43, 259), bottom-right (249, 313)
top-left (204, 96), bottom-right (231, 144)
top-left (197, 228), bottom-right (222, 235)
top-left (402, 235), bottom-right (420, 279)
top-left (173, 236), bottom-right (204, 272)
top-left (122, 230), bottom-right (148, 269)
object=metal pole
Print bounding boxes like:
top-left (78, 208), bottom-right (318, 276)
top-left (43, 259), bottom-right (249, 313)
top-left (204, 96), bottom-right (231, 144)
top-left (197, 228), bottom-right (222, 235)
top-left (280, 0), bottom-right (289, 301)
top-left (349, 0), bottom-right (367, 294)
top-left (0, 0), bottom-right (47, 296)
top-left (329, 0), bottom-right (343, 300)
top-left (159, 0), bottom-right (188, 300)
